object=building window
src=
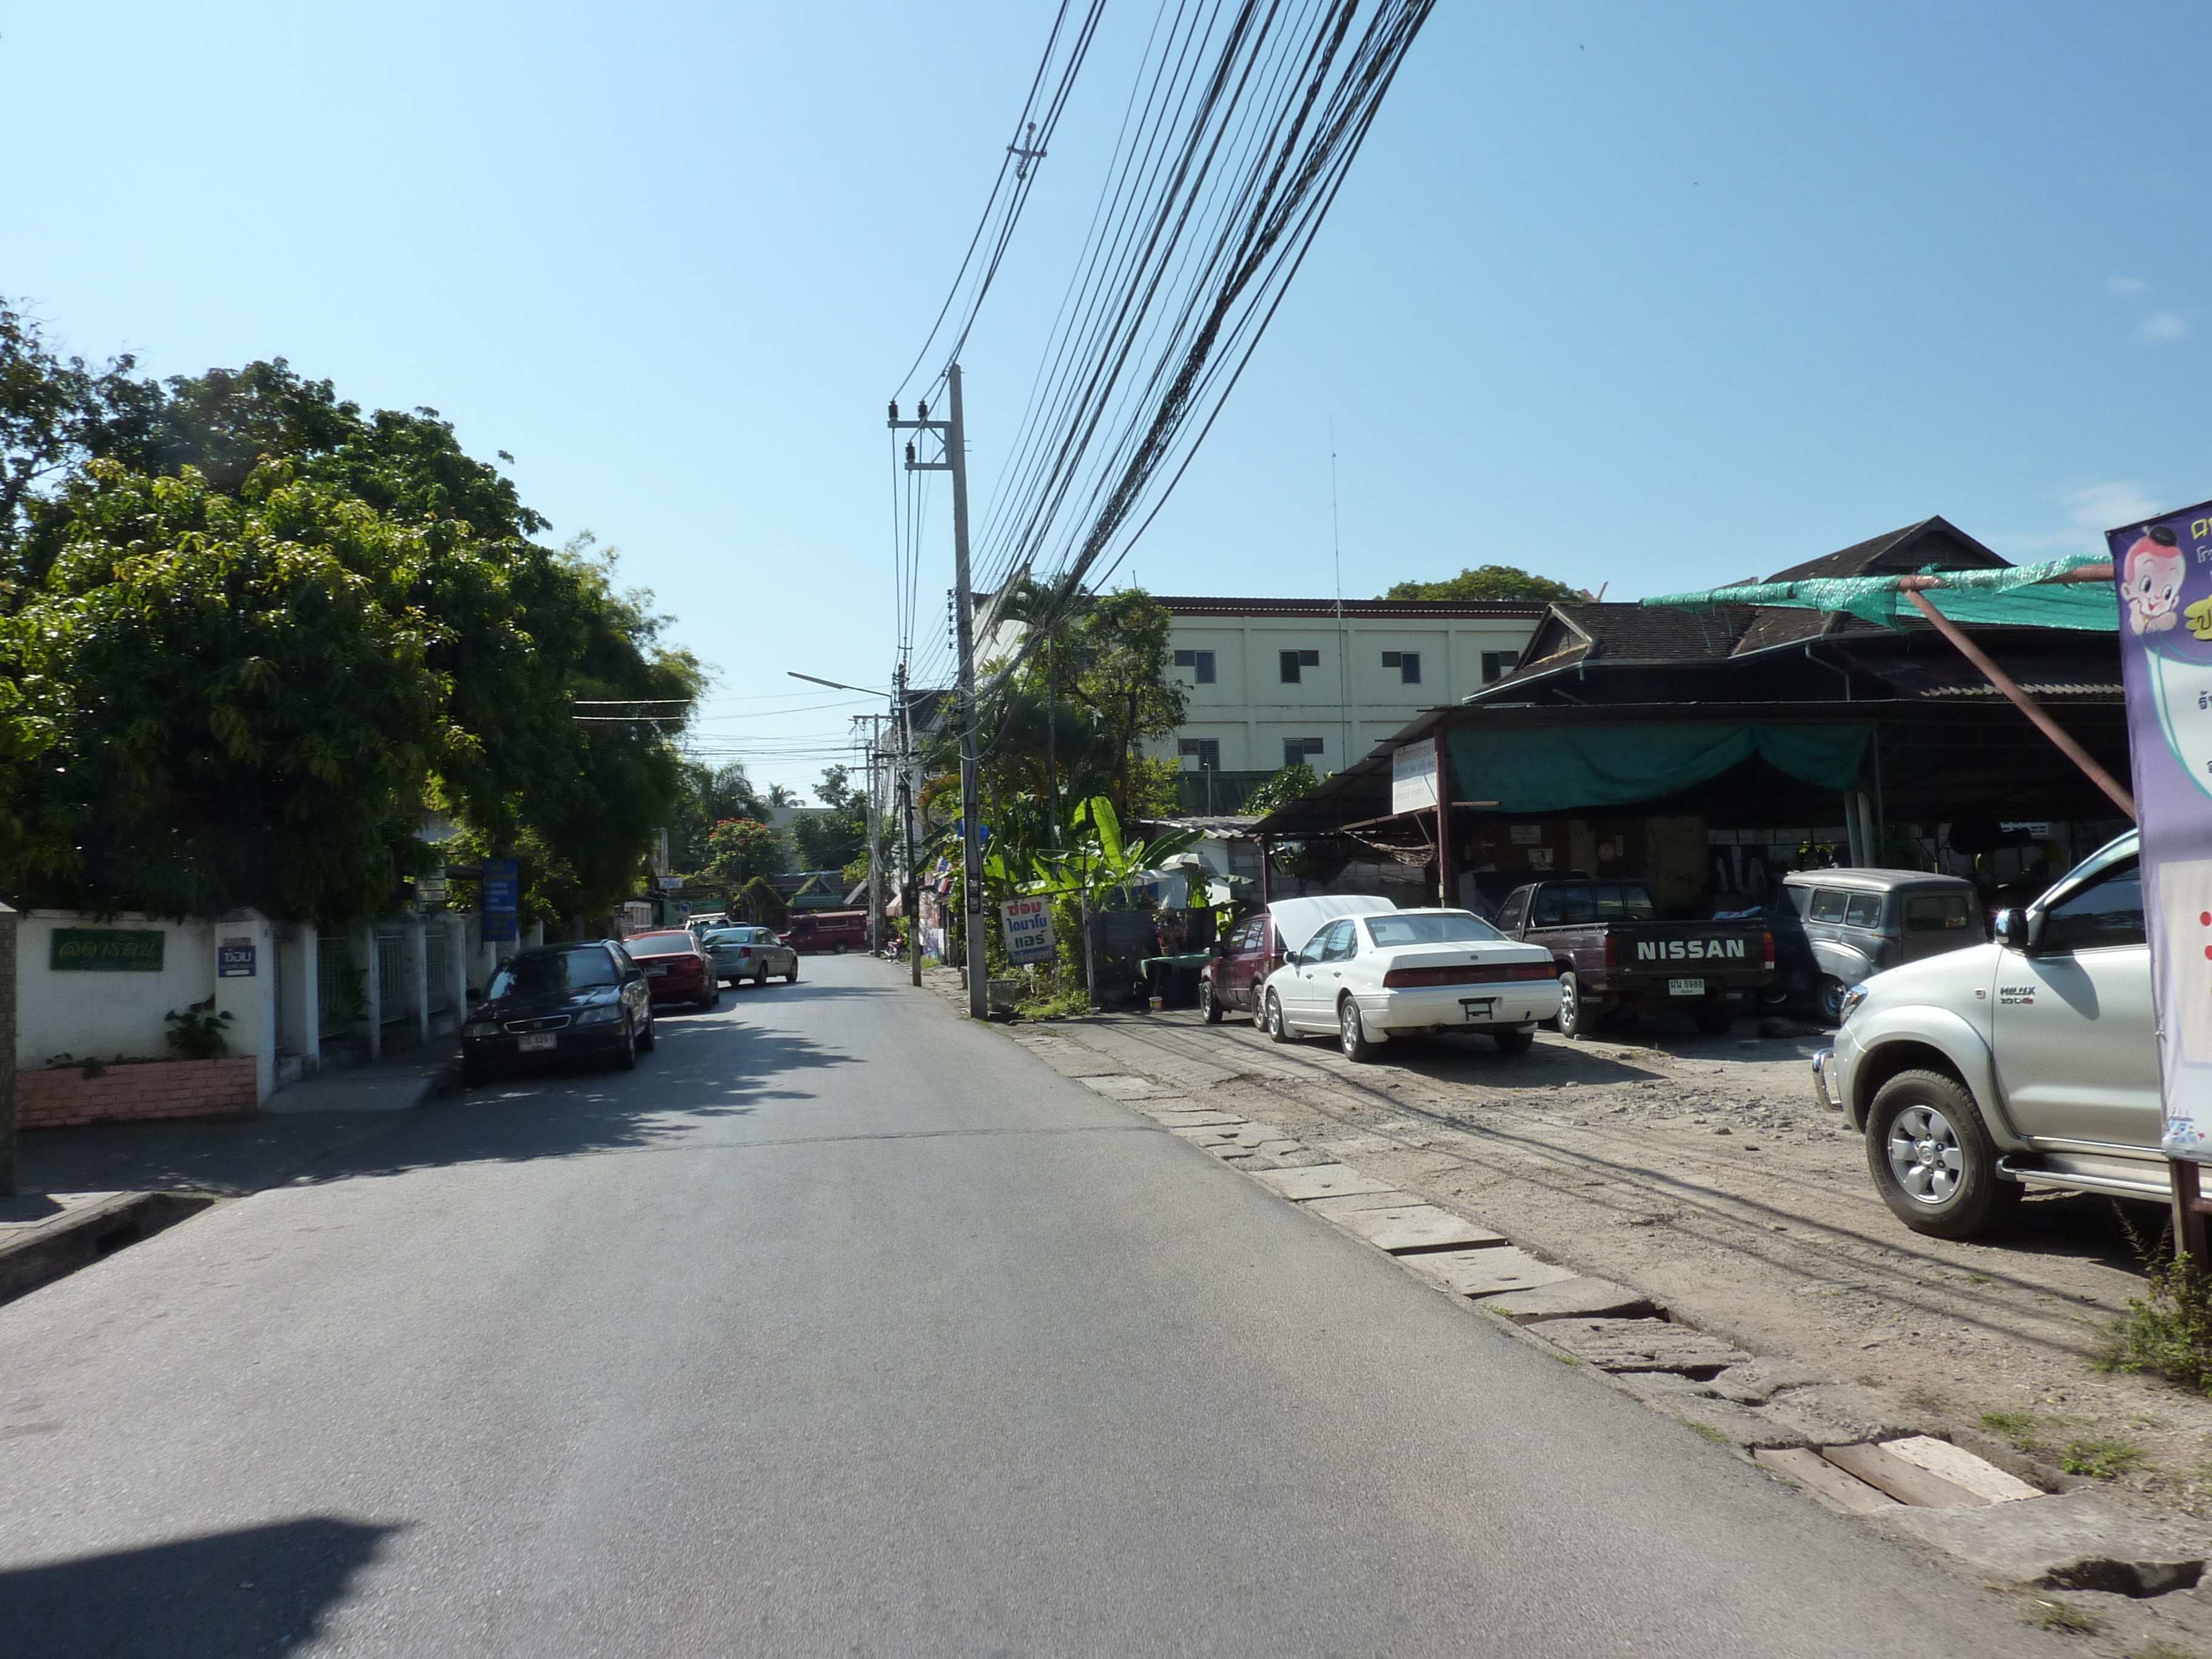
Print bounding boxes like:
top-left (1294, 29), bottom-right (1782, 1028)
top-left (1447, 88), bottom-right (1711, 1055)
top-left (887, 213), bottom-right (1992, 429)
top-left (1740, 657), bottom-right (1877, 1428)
top-left (1279, 648), bottom-right (1321, 683)
top-left (1172, 648), bottom-right (1216, 685)
top-left (1178, 738), bottom-right (1221, 771)
top-left (1481, 650), bottom-right (1518, 683)
top-left (1380, 650), bottom-right (1421, 685)
top-left (1283, 737), bottom-right (1324, 768)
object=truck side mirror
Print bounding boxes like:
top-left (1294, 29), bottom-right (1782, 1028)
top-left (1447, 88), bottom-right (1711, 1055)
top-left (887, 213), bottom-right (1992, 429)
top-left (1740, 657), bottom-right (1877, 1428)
top-left (1994, 908), bottom-right (2029, 950)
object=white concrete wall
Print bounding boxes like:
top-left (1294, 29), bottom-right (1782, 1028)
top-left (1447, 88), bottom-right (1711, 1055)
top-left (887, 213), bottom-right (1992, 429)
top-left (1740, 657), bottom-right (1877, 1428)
top-left (15, 911), bottom-right (221, 1073)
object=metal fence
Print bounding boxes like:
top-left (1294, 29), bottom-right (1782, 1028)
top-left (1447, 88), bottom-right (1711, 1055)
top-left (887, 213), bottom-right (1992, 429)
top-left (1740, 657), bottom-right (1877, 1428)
top-left (317, 934), bottom-right (356, 1039)
top-left (375, 926), bottom-right (409, 1026)
top-left (425, 927), bottom-right (455, 1017)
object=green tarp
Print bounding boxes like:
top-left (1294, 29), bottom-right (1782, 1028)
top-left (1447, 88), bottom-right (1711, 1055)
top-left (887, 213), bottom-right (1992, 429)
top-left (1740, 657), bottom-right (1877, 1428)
top-left (1640, 552), bottom-right (2116, 632)
top-left (1447, 724), bottom-right (1869, 815)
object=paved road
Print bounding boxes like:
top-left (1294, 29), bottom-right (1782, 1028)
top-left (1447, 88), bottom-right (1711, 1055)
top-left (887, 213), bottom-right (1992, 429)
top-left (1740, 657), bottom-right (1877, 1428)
top-left (1, 956), bottom-right (2057, 1657)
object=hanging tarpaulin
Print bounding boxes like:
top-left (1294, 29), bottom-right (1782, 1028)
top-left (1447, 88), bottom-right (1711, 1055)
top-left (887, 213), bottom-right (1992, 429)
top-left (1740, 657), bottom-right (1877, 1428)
top-left (1641, 552), bottom-right (2117, 631)
top-left (2111, 499), bottom-right (2212, 1162)
top-left (1447, 723), bottom-right (1868, 815)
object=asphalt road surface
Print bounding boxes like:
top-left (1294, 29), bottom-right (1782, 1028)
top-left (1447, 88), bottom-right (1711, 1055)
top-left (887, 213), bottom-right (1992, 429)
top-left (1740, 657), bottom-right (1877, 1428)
top-left (0, 955), bottom-right (2061, 1657)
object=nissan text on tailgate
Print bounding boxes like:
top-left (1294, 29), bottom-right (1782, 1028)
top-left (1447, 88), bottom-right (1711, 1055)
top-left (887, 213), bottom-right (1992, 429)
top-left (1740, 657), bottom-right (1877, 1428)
top-left (1495, 879), bottom-right (1774, 1038)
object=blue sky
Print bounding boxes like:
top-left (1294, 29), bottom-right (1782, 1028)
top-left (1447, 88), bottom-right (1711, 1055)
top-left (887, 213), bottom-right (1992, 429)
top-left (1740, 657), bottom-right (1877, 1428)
top-left (4, 2), bottom-right (2206, 797)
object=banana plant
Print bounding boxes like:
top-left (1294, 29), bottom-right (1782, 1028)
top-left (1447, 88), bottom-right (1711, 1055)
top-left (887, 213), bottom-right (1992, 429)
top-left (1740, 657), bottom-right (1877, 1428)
top-left (1031, 796), bottom-right (1200, 909)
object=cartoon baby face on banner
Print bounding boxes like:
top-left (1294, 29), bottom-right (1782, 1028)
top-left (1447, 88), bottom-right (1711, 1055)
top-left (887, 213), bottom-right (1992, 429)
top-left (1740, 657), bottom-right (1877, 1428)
top-left (2111, 499), bottom-right (2212, 1161)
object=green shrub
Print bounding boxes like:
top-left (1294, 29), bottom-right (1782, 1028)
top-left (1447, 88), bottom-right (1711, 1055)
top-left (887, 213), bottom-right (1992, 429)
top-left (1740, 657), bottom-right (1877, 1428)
top-left (2100, 1217), bottom-right (2212, 1393)
top-left (163, 995), bottom-right (234, 1060)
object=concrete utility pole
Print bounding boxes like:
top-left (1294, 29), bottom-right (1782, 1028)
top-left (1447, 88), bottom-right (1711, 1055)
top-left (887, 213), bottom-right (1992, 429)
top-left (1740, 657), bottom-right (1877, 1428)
top-left (896, 663), bottom-right (923, 988)
top-left (0, 902), bottom-right (15, 1196)
top-left (891, 366), bottom-right (988, 1020)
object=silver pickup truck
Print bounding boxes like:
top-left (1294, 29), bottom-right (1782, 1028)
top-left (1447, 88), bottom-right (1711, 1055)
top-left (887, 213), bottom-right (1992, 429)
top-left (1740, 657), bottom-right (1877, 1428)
top-left (1814, 831), bottom-right (2159, 1238)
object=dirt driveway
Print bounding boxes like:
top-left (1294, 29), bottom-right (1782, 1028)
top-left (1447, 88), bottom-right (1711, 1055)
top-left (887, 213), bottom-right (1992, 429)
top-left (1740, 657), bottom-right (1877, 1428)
top-left (1005, 993), bottom-right (2212, 1518)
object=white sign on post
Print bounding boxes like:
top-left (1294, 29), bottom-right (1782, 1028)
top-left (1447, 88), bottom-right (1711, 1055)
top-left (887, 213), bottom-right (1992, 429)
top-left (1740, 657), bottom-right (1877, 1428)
top-left (1000, 897), bottom-right (1057, 965)
top-left (1391, 743), bottom-right (1438, 816)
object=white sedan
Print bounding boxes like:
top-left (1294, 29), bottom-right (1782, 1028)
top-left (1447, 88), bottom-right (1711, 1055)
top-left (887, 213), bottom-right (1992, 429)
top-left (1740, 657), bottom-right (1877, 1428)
top-left (1259, 908), bottom-right (1562, 1061)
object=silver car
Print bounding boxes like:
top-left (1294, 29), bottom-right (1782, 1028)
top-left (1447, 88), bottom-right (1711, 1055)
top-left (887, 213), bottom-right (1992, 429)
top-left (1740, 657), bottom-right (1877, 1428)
top-left (703, 925), bottom-right (800, 987)
top-left (1815, 831), bottom-right (2157, 1238)
top-left (1771, 868), bottom-right (1983, 1024)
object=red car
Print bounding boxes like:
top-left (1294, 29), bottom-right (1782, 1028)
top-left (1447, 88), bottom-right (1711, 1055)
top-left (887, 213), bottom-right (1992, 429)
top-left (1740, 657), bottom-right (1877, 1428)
top-left (622, 928), bottom-right (722, 1010)
top-left (780, 910), bottom-right (869, 954)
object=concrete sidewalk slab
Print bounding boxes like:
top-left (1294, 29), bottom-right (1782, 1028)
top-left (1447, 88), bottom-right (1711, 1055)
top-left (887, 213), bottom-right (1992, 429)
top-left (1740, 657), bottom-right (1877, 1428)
top-left (1867, 1490), bottom-right (2209, 1596)
top-left (1402, 1245), bottom-right (1577, 1298)
top-left (1326, 1204), bottom-right (1506, 1255)
top-left (264, 1053), bottom-right (452, 1114)
top-left (1485, 1276), bottom-right (1658, 1324)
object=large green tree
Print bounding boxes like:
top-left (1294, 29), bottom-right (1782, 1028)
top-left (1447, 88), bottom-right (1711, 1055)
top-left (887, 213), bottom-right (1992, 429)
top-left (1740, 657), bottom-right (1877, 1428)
top-left (0, 310), bottom-right (700, 922)
top-left (1380, 564), bottom-right (1584, 603)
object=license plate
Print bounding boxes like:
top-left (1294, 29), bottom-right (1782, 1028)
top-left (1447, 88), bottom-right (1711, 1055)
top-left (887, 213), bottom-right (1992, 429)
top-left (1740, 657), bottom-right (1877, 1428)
top-left (1667, 978), bottom-right (1705, 997)
top-left (646, 964), bottom-right (668, 977)
top-left (518, 1033), bottom-right (557, 1053)
top-left (1460, 997), bottom-right (1497, 1021)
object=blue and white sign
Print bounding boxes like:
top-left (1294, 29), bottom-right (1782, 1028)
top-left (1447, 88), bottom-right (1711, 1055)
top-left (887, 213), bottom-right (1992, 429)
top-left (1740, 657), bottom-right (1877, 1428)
top-left (482, 856), bottom-right (520, 943)
top-left (217, 943), bottom-right (256, 978)
top-left (1000, 896), bottom-right (1057, 965)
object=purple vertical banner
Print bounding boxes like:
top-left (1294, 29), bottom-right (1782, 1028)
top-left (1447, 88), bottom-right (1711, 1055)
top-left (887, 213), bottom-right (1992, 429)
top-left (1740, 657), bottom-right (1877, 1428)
top-left (2112, 498), bottom-right (2212, 1159)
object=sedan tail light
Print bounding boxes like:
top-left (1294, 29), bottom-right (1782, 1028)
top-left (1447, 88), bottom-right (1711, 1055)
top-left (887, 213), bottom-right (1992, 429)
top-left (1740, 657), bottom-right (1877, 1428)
top-left (1382, 962), bottom-right (1559, 989)
top-left (1603, 934), bottom-right (1618, 972)
top-left (1763, 930), bottom-right (1775, 972)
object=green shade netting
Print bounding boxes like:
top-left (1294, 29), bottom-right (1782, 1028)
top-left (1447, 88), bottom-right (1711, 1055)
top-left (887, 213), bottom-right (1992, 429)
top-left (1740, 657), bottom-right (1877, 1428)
top-left (1639, 552), bottom-right (2116, 631)
top-left (1447, 724), bottom-right (1869, 814)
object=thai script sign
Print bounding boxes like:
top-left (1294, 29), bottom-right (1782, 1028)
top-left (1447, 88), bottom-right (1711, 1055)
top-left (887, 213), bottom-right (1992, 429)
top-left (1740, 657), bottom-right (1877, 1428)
top-left (1392, 743), bottom-right (1438, 816)
top-left (218, 943), bottom-right (256, 978)
top-left (50, 928), bottom-right (165, 971)
top-left (1000, 896), bottom-right (1057, 965)
top-left (2112, 498), bottom-right (2212, 1160)
top-left (482, 856), bottom-right (520, 943)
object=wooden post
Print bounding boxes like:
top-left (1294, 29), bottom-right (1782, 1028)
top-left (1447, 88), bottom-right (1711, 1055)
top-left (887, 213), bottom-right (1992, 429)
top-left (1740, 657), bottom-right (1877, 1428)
top-left (0, 903), bottom-right (14, 1197)
top-left (2174, 1158), bottom-right (2210, 1267)
top-left (1259, 837), bottom-right (1273, 905)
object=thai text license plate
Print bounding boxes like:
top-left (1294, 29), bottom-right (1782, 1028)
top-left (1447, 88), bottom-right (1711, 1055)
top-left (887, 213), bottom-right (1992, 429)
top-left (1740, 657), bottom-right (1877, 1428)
top-left (646, 964), bottom-right (668, 976)
top-left (1667, 978), bottom-right (1705, 997)
top-left (518, 1033), bottom-right (557, 1053)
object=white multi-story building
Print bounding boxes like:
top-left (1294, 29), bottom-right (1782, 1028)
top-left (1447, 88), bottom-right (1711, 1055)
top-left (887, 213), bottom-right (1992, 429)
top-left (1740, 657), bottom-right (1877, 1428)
top-left (1142, 597), bottom-right (1547, 805)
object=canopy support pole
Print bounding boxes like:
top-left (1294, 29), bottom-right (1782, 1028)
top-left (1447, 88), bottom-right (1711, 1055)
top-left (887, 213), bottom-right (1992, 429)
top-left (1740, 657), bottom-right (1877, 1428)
top-left (1903, 589), bottom-right (2136, 822)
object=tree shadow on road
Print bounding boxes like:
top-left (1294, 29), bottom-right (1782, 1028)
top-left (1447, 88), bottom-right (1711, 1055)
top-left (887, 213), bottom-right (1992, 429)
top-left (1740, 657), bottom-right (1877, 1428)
top-left (0, 1515), bottom-right (399, 1658)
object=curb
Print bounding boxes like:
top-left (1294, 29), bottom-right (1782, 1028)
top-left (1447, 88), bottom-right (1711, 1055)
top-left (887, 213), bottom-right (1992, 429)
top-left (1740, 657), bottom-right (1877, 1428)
top-left (0, 1191), bottom-right (215, 1309)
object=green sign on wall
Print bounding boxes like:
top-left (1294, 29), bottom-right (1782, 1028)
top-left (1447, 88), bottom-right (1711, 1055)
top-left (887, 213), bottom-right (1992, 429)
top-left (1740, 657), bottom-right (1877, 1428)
top-left (50, 928), bottom-right (166, 972)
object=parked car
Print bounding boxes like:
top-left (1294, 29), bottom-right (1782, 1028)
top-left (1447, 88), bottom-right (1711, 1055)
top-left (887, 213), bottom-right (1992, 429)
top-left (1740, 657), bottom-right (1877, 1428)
top-left (1259, 907), bottom-right (1561, 1061)
top-left (622, 928), bottom-right (722, 1010)
top-left (704, 925), bottom-right (799, 986)
top-left (1199, 895), bottom-right (1391, 1024)
top-left (1493, 877), bottom-right (1773, 1037)
top-left (1768, 868), bottom-right (1983, 1024)
top-left (459, 940), bottom-right (654, 1082)
top-left (685, 911), bottom-right (731, 939)
top-left (782, 910), bottom-right (869, 954)
top-left (1815, 831), bottom-right (2160, 1238)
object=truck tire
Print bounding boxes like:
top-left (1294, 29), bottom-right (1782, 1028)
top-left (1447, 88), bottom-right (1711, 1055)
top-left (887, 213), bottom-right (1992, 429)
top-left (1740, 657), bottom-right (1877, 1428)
top-left (1199, 976), bottom-right (1225, 1024)
top-left (1865, 1070), bottom-right (2020, 1239)
top-left (1338, 996), bottom-right (1378, 1063)
top-left (1554, 970), bottom-right (1594, 1040)
top-left (1492, 1026), bottom-right (1535, 1056)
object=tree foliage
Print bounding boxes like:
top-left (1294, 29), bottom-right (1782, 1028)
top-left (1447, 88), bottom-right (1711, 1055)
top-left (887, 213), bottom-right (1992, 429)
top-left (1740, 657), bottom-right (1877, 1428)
top-left (706, 817), bottom-right (784, 885)
top-left (0, 305), bottom-right (699, 922)
top-left (1379, 564), bottom-right (1584, 603)
top-left (793, 765), bottom-right (866, 872)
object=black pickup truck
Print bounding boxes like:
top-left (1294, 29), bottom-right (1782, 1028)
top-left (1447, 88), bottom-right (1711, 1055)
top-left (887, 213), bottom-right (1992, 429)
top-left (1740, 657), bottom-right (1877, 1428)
top-left (1494, 878), bottom-right (1774, 1038)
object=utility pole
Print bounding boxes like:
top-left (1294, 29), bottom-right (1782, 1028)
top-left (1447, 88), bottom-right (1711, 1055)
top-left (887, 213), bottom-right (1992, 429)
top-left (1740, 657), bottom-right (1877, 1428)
top-left (896, 663), bottom-right (922, 988)
top-left (891, 365), bottom-right (988, 1019)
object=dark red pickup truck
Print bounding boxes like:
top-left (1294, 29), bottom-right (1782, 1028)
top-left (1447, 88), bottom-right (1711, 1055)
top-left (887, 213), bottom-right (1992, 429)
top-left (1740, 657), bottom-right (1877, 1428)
top-left (1494, 879), bottom-right (1773, 1038)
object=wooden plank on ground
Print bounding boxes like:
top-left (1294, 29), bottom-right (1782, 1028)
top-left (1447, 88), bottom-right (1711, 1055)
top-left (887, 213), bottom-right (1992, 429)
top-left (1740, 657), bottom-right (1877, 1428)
top-left (1821, 1443), bottom-right (1989, 1509)
top-left (1753, 1447), bottom-right (1900, 1516)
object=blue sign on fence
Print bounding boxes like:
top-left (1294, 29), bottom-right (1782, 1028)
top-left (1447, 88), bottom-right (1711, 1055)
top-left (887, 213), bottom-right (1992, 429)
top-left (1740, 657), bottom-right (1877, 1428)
top-left (481, 855), bottom-right (520, 943)
top-left (218, 943), bottom-right (256, 978)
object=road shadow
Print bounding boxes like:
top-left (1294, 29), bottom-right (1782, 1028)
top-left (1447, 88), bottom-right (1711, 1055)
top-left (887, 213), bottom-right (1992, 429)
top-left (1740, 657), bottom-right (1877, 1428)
top-left (16, 1013), bottom-right (867, 1198)
top-left (0, 1515), bottom-right (398, 1658)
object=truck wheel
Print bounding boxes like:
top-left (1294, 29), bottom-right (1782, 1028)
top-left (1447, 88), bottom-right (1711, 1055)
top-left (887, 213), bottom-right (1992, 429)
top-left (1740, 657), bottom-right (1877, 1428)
top-left (1817, 976), bottom-right (1848, 1027)
top-left (833, 941), bottom-right (849, 954)
top-left (1493, 1026), bottom-right (1535, 1056)
top-left (1866, 1070), bottom-right (2020, 1239)
top-left (1555, 970), bottom-right (1593, 1039)
top-left (1265, 990), bottom-right (1295, 1044)
top-left (1693, 1001), bottom-right (1735, 1037)
top-left (1199, 977), bottom-right (1225, 1024)
top-left (1338, 997), bottom-right (1378, 1063)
